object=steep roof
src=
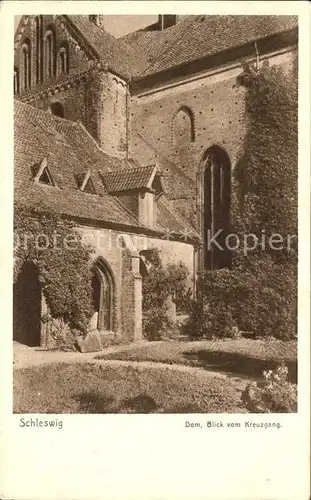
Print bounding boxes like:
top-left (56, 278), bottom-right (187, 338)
top-left (15, 15), bottom-right (297, 80)
top-left (123, 15), bottom-right (298, 78)
top-left (66, 15), bottom-right (149, 78)
top-left (14, 101), bottom-right (198, 239)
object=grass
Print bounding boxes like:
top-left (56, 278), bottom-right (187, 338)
top-left (14, 362), bottom-right (244, 414)
top-left (96, 338), bottom-right (297, 382)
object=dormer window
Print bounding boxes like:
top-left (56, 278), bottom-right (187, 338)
top-left (76, 169), bottom-right (96, 194)
top-left (101, 165), bottom-right (164, 227)
top-left (32, 157), bottom-right (56, 186)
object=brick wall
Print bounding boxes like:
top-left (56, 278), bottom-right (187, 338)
top-left (98, 72), bottom-right (128, 156)
top-left (129, 48), bottom-right (297, 224)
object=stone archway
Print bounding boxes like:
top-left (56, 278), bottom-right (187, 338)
top-left (91, 259), bottom-right (114, 332)
top-left (13, 262), bottom-right (42, 346)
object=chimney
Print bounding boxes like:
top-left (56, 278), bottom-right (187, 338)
top-left (89, 15), bottom-right (105, 30)
top-left (158, 15), bottom-right (178, 30)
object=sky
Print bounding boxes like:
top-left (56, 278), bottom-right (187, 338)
top-left (14, 15), bottom-right (157, 37)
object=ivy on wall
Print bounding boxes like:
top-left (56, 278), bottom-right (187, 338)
top-left (191, 60), bottom-right (298, 340)
top-left (14, 206), bottom-right (95, 333)
top-left (141, 248), bottom-right (191, 339)
top-left (233, 60), bottom-right (298, 263)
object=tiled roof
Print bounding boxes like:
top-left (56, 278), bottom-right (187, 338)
top-left (14, 102), bottom-right (141, 227)
top-left (67, 15), bottom-right (149, 78)
top-left (102, 165), bottom-right (156, 193)
top-left (156, 197), bottom-right (197, 239)
top-left (123, 15), bottom-right (298, 78)
top-left (14, 101), bottom-right (199, 239)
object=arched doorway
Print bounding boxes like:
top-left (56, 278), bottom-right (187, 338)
top-left (50, 102), bottom-right (65, 118)
top-left (91, 259), bottom-right (114, 331)
top-left (13, 262), bottom-right (41, 346)
top-left (199, 146), bottom-right (231, 270)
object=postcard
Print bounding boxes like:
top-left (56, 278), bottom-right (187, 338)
top-left (0, 2), bottom-right (310, 499)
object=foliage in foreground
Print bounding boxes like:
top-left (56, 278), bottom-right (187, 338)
top-left (242, 363), bottom-right (297, 413)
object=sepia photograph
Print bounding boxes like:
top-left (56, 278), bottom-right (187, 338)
top-left (13, 13), bottom-right (298, 415)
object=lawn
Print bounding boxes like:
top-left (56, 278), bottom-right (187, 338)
top-left (13, 362), bottom-right (244, 413)
top-left (96, 338), bottom-right (297, 382)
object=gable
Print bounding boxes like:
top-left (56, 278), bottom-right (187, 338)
top-left (14, 15), bottom-right (148, 97)
top-left (76, 170), bottom-right (96, 194)
top-left (36, 166), bottom-right (54, 186)
top-left (32, 157), bottom-right (56, 186)
top-left (14, 15), bottom-right (96, 97)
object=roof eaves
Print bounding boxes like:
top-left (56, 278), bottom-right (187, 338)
top-left (133, 20), bottom-right (298, 81)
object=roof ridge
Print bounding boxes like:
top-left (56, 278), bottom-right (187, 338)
top-left (102, 164), bottom-right (155, 176)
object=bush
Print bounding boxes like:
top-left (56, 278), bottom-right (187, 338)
top-left (241, 363), bottom-right (297, 413)
top-left (141, 248), bottom-right (192, 340)
top-left (186, 255), bottom-right (296, 339)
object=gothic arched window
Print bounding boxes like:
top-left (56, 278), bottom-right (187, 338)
top-left (44, 29), bottom-right (55, 78)
top-left (57, 44), bottom-right (69, 75)
top-left (21, 40), bottom-right (31, 90)
top-left (35, 16), bottom-right (42, 83)
top-left (173, 107), bottom-right (195, 146)
top-left (202, 146), bottom-right (231, 270)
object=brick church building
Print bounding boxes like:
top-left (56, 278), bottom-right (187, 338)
top-left (13, 14), bottom-right (298, 347)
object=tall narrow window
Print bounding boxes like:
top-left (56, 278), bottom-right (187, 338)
top-left (35, 16), bottom-right (41, 83)
top-left (21, 40), bottom-right (31, 90)
top-left (44, 29), bottom-right (55, 78)
top-left (57, 44), bottom-right (69, 75)
top-left (173, 107), bottom-right (195, 146)
top-left (202, 146), bottom-right (231, 270)
top-left (14, 67), bottom-right (19, 95)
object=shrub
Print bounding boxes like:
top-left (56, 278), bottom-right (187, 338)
top-left (186, 254), bottom-right (296, 339)
top-left (141, 248), bottom-right (192, 340)
top-left (241, 363), bottom-right (297, 413)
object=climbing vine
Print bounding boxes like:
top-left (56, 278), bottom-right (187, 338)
top-left (14, 205), bottom-right (95, 333)
top-left (190, 60), bottom-right (298, 340)
top-left (141, 248), bottom-right (191, 339)
top-left (233, 59), bottom-right (298, 263)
